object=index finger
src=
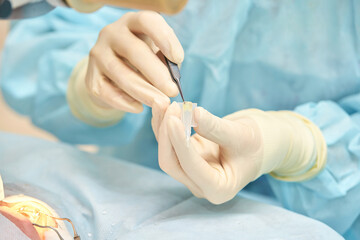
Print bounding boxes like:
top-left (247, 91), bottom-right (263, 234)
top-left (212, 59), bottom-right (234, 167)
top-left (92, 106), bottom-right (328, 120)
top-left (127, 11), bottom-right (184, 64)
top-left (167, 115), bottom-right (221, 191)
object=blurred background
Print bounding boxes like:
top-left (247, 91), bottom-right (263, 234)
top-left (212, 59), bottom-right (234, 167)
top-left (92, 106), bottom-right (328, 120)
top-left (0, 21), bottom-right (97, 152)
top-left (0, 21), bottom-right (57, 142)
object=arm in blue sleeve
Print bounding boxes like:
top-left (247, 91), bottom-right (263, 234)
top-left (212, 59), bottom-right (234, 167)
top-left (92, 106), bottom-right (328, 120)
top-left (0, 7), bottom-right (148, 145)
top-left (268, 93), bottom-right (360, 237)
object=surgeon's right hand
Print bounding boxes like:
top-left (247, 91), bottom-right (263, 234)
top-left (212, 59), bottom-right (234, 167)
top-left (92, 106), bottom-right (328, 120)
top-left (67, 11), bottom-right (184, 127)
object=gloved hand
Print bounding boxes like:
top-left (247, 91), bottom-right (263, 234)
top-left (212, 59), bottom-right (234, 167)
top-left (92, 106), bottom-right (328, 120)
top-left (67, 11), bottom-right (184, 127)
top-left (152, 102), bottom-right (327, 204)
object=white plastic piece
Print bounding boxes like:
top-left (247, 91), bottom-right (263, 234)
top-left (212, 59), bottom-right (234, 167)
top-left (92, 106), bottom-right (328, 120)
top-left (178, 102), bottom-right (197, 143)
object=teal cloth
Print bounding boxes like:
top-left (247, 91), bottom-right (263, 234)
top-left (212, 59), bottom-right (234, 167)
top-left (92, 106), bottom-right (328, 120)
top-left (1, 0), bottom-right (360, 238)
top-left (0, 133), bottom-right (343, 240)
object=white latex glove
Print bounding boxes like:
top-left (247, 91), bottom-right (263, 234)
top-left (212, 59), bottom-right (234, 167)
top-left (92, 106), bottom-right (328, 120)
top-left (152, 102), bottom-right (326, 204)
top-left (67, 11), bottom-right (183, 126)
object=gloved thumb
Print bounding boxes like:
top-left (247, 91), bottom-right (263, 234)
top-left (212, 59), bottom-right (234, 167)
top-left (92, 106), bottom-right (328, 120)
top-left (193, 107), bottom-right (233, 146)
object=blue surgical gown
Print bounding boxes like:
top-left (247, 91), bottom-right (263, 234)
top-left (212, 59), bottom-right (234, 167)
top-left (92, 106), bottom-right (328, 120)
top-left (0, 132), bottom-right (343, 240)
top-left (1, 0), bottom-right (360, 238)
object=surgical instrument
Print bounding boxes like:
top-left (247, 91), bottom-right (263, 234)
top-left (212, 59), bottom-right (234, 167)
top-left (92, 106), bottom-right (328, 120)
top-left (165, 57), bottom-right (185, 102)
top-left (33, 223), bottom-right (65, 240)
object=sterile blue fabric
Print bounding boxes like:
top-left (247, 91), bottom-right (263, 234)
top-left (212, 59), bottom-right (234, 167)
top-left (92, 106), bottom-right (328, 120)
top-left (1, 8), bottom-right (148, 145)
top-left (0, 133), bottom-right (343, 240)
top-left (1, 0), bottom-right (360, 238)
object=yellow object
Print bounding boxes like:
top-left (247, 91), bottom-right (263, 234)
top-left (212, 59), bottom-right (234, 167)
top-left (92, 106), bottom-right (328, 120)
top-left (2, 195), bottom-right (72, 239)
top-left (183, 101), bottom-right (192, 111)
top-left (65, 0), bottom-right (188, 14)
top-left (10, 201), bottom-right (57, 233)
top-left (67, 57), bottom-right (126, 127)
top-left (269, 111), bottom-right (327, 182)
top-left (179, 101), bottom-right (197, 142)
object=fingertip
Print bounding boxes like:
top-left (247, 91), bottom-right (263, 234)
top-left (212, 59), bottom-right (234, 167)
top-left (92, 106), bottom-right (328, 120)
top-left (166, 82), bottom-right (179, 97)
top-left (170, 101), bottom-right (178, 106)
top-left (171, 45), bottom-right (184, 64)
top-left (168, 101), bottom-right (181, 115)
top-left (164, 32), bottom-right (183, 64)
top-left (155, 96), bottom-right (171, 109)
top-left (153, 97), bottom-right (167, 109)
top-left (169, 30), bottom-right (184, 63)
top-left (152, 98), bottom-right (161, 109)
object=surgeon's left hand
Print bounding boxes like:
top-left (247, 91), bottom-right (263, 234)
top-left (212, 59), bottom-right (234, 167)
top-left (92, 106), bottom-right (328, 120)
top-left (152, 102), bottom-right (326, 204)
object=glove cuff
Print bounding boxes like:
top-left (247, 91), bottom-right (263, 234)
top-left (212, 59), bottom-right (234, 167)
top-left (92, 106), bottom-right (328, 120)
top-left (67, 57), bottom-right (125, 127)
top-left (269, 111), bottom-right (327, 182)
top-left (237, 109), bottom-right (327, 182)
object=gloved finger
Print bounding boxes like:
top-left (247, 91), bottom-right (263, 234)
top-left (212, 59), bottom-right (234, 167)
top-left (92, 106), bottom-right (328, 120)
top-left (191, 134), bottom-right (220, 164)
top-left (96, 51), bottom-right (170, 108)
top-left (167, 113), bottom-right (222, 194)
top-left (126, 11), bottom-right (184, 64)
top-left (158, 102), bottom-right (203, 198)
top-left (136, 35), bottom-right (183, 69)
top-left (87, 66), bottom-right (143, 113)
top-left (193, 107), bottom-right (234, 147)
top-left (151, 98), bottom-right (169, 141)
top-left (109, 28), bottom-right (178, 97)
top-left (139, 34), bottom-right (160, 54)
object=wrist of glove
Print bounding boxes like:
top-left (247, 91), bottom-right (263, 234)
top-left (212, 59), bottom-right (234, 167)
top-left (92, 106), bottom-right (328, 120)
top-left (67, 57), bottom-right (125, 127)
top-left (233, 109), bottom-right (327, 182)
